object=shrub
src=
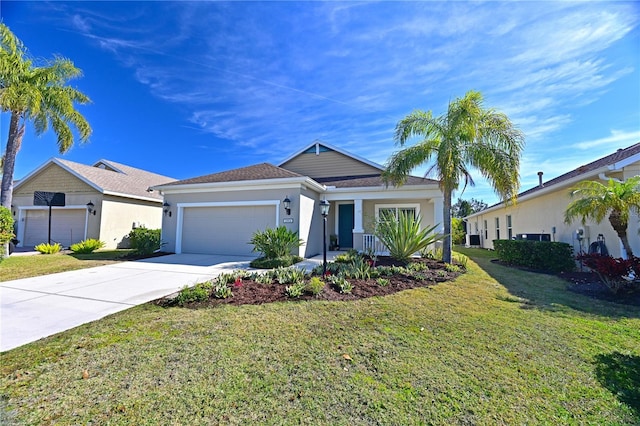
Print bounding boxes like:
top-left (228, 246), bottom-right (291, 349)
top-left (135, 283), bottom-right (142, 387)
top-left (577, 253), bottom-right (640, 294)
top-left (70, 238), bottom-right (105, 254)
top-left (176, 282), bottom-right (213, 305)
top-left (128, 227), bottom-right (161, 255)
top-left (493, 240), bottom-right (575, 273)
top-left (255, 273), bottom-right (273, 285)
top-left (274, 267), bottom-right (305, 285)
top-left (250, 226), bottom-right (304, 259)
top-left (285, 282), bottom-right (305, 298)
top-left (305, 277), bottom-right (325, 296)
top-left (445, 263), bottom-right (460, 273)
top-left (376, 278), bottom-right (390, 287)
top-left (334, 249), bottom-right (361, 264)
top-left (329, 275), bottom-right (353, 294)
top-left (35, 243), bottom-right (61, 254)
top-left (345, 256), bottom-right (372, 280)
top-left (0, 206), bottom-right (14, 260)
top-left (213, 282), bottom-right (233, 299)
top-left (453, 253), bottom-right (469, 269)
top-left (250, 255), bottom-right (302, 269)
top-left (375, 212), bottom-right (445, 263)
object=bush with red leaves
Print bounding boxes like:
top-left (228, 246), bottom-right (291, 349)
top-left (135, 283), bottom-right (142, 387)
top-left (576, 253), bottom-right (640, 294)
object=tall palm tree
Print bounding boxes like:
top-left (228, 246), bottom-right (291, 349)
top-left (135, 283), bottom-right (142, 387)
top-left (383, 90), bottom-right (525, 263)
top-left (0, 23), bottom-right (92, 208)
top-left (564, 176), bottom-right (640, 258)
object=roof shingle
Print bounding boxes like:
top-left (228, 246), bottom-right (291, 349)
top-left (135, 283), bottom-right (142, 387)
top-left (167, 163), bottom-right (304, 186)
top-left (55, 158), bottom-right (175, 200)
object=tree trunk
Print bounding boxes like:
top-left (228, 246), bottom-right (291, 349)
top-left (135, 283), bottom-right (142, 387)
top-left (608, 210), bottom-right (633, 258)
top-left (442, 188), bottom-right (453, 263)
top-left (1, 112), bottom-right (24, 209)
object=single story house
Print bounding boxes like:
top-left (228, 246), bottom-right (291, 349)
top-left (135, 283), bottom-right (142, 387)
top-left (11, 158), bottom-right (175, 249)
top-left (464, 142), bottom-right (640, 258)
top-left (154, 141), bottom-right (443, 257)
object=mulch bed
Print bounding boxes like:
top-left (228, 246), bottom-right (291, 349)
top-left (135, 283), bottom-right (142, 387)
top-left (491, 259), bottom-right (640, 307)
top-left (158, 257), bottom-right (462, 309)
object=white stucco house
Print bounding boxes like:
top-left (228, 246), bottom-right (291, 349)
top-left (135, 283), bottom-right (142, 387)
top-left (464, 142), bottom-right (640, 259)
top-left (154, 141), bottom-right (444, 257)
top-left (11, 158), bottom-right (175, 249)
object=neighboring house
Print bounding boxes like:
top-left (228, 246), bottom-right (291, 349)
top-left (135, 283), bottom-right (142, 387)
top-left (11, 158), bottom-right (175, 249)
top-left (154, 141), bottom-right (443, 257)
top-left (464, 142), bottom-right (640, 259)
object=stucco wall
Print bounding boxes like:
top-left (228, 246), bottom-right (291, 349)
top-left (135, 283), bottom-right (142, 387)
top-left (467, 174), bottom-right (640, 258)
top-left (100, 196), bottom-right (163, 249)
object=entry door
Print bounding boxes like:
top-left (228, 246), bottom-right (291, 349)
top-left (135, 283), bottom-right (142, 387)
top-left (338, 204), bottom-right (354, 248)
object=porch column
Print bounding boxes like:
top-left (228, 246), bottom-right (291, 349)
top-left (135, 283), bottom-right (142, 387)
top-left (433, 197), bottom-right (444, 233)
top-left (353, 199), bottom-right (364, 233)
top-left (353, 199), bottom-right (364, 251)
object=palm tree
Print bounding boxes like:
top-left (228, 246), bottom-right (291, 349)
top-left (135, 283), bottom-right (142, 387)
top-left (564, 176), bottom-right (640, 258)
top-left (383, 90), bottom-right (525, 263)
top-left (0, 23), bottom-right (92, 208)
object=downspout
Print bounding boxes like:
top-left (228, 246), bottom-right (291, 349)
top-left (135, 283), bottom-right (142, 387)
top-left (598, 173), bottom-right (622, 182)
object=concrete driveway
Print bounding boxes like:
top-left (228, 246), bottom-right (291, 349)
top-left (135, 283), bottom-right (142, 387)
top-left (0, 254), bottom-right (255, 352)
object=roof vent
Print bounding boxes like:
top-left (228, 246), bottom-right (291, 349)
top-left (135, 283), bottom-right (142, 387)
top-left (537, 171), bottom-right (544, 188)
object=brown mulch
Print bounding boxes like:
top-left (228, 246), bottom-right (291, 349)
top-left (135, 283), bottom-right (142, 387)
top-left (159, 257), bottom-right (461, 309)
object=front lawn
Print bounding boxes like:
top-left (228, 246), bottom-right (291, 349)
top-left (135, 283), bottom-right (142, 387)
top-left (0, 250), bottom-right (132, 282)
top-left (1, 249), bottom-right (638, 424)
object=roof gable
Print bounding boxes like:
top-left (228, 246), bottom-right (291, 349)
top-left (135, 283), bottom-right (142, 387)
top-left (279, 140), bottom-right (384, 179)
top-left (14, 158), bottom-right (175, 202)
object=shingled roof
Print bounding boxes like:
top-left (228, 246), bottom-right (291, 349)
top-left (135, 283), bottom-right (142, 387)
top-left (519, 142), bottom-right (640, 199)
top-left (471, 142), bottom-right (640, 214)
top-left (17, 158), bottom-right (175, 202)
top-left (316, 174), bottom-right (438, 188)
top-left (167, 163), bottom-right (304, 186)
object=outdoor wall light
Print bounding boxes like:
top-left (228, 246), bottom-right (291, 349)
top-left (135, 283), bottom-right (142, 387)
top-left (319, 199), bottom-right (330, 276)
top-left (283, 196), bottom-right (291, 215)
top-left (86, 200), bottom-right (96, 215)
top-left (163, 202), bottom-right (172, 217)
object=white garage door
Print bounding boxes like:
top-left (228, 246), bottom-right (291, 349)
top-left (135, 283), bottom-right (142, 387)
top-left (181, 205), bottom-right (277, 255)
top-left (24, 209), bottom-right (86, 247)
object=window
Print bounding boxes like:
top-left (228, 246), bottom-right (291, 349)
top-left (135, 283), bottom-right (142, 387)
top-left (495, 217), bottom-right (500, 240)
top-left (484, 220), bottom-right (488, 240)
top-left (506, 215), bottom-right (513, 239)
top-left (375, 204), bottom-right (419, 222)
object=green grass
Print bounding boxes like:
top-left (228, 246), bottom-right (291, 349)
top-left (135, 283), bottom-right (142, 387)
top-left (0, 250), bottom-right (132, 282)
top-left (1, 248), bottom-right (638, 425)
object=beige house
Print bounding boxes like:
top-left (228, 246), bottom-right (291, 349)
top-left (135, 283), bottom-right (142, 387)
top-left (155, 141), bottom-right (443, 257)
top-left (11, 158), bottom-right (175, 249)
top-left (465, 143), bottom-right (640, 259)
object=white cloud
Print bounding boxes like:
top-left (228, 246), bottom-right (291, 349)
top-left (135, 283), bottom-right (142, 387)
top-left (572, 130), bottom-right (640, 150)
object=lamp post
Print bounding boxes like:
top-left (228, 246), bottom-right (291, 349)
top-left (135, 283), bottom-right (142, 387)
top-left (319, 199), bottom-right (330, 276)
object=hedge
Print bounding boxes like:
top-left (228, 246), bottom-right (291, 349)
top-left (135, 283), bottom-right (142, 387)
top-left (493, 240), bottom-right (575, 273)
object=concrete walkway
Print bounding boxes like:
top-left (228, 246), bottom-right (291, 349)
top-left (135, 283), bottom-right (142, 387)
top-left (0, 252), bottom-right (338, 352)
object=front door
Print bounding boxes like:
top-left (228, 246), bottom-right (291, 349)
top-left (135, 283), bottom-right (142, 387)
top-left (338, 204), bottom-right (354, 248)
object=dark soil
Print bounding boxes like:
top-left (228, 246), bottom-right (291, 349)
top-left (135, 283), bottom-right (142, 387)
top-left (560, 270), bottom-right (640, 307)
top-left (119, 251), bottom-right (173, 261)
top-left (491, 259), bottom-right (640, 307)
top-left (159, 257), bottom-right (462, 309)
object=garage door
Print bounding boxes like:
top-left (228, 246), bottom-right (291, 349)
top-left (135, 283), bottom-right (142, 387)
top-left (181, 205), bottom-right (277, 255)
top-left (23, 209), bottom-right (86, 247)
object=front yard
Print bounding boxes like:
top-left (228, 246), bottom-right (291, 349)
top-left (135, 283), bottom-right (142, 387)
top-left (1, 248), bottom-right (638, 424)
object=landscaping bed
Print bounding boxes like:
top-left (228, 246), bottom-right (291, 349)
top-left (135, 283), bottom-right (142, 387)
top-left (491, 258), bottom-right (640, 307)
top-left (159, 256), bottom-right (463, 309)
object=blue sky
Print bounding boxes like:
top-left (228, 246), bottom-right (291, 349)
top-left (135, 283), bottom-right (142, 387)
top-left (2, 1), bottom-right (639, 204)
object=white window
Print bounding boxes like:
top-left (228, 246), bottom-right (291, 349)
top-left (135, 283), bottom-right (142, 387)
top-left (375, 204), bottom-right (420, 222)
top-left (495, 217), bottom-right (500, 240)
top-left (506, 215), bottom-right (513, 239)
top-left (484, 220), bottom-right (488, 240)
